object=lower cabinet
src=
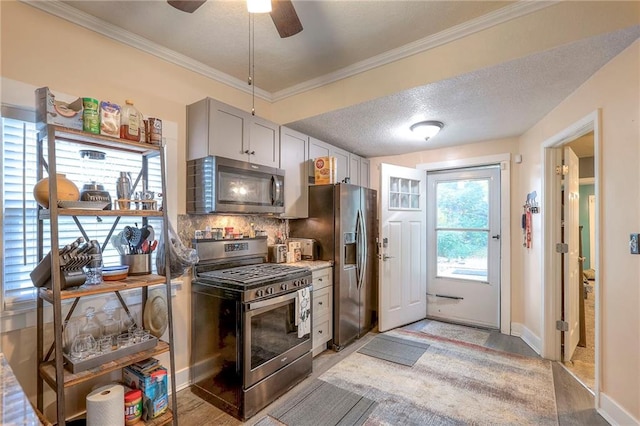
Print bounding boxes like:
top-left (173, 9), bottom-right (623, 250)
top-left (312, 266), bottom-right (333, 356)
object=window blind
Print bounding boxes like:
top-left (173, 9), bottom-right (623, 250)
top-left (1, 115), bottom-right (163, 311)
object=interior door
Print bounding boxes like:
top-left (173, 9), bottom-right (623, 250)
top-left (563, 147), bottom-right (580, 361)
top-left (426, 166), bottom-right (501, 329)
top-left (378, 163), bottom-right (426, 332)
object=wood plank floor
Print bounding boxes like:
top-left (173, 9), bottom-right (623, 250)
top-left (176, 320), bottom-right (608, 425)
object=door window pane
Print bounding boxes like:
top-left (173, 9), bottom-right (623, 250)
top-left (436, 230), bottom-right (488, 281)
top-left (389, 176), bottom-right (420, 210)
top-left (436, 179), bottom-right (489, 228)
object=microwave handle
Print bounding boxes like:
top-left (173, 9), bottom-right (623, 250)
top-left (272, 175), bottom-right (282, 205)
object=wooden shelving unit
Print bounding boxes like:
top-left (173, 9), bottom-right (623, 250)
top-left (35, 124), bottom-right (178, 425)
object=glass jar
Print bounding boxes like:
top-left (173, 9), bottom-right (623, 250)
top-left (120, 99), bottom-right (141, 142)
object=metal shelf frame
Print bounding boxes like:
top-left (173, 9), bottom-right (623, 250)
top-left (35, 124), bottom-right (178, 425)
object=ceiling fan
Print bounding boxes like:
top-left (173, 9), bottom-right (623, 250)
top-left (167, 0), bottom-right (303, 38)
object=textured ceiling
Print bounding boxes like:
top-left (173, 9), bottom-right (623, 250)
top-left (37, 1), bottom-right (640, 158)
top-left (287, 25), bottom-right (640, 157)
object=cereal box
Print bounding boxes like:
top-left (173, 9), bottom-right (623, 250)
top-left (314, 156), bottom-right (336, 185)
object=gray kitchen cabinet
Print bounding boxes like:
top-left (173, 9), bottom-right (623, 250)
top-left (279, 126), bottom-right (309, 218)
top-left (187, 97), bottom-right (280, 167)
top-left (312, 266), bottom-right (333, 356)
top-left (308, 137), bottom-right (349, 184)
top-left (349, 153), bottom-right (362, 186)
top-left (248, 115), bottom-right (280, 168)
top-left (360, 157), bottom-right (371, 188)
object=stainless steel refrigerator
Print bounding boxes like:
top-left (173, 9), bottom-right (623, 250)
top-left (290, 183), bottom-right (378, 350)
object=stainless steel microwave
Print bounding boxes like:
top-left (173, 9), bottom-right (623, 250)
top-left (187, 156), bottom-right (285, 214)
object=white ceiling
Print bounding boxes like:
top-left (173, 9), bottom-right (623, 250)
top-left (32, 1), bottom-right (639, 158)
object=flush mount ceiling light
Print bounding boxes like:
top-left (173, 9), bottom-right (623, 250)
top-left (247, 0), bottom-right (272, 13)
top-left (410, 121), bottom-right (444, 140)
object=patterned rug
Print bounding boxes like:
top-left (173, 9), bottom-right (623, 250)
top-left (318, 327), bottom-right (558, 425)
top-left (420, 320), bottom-right (491, 346)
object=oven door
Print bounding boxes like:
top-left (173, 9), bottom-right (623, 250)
top-left (243, 288), bottom-right (312, 388)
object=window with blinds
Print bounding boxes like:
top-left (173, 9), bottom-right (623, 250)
top-left (1, 114), bottom-right (163, 311)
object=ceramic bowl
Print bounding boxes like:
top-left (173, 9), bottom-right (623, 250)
top-left (102, 265), bottom-right (129, 281)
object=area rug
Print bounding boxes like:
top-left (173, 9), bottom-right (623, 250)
top-left (420, 320), bottom-right (491, 346)
top-left (320, 328), bottom-right (558, 425)
top-left (265, 379), bottom-right (377, 426)
top-left (357, 334), bottom-right (429, 366)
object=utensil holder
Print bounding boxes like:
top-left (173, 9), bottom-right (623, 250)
top-left (120, 254), bottom-right (151, 275)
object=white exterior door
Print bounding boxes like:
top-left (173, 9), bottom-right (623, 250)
top-left (426, 166), bottom-right (501, 329)
top-left (378, 163), bottom-right (426, 332)
top-left (563, 147), bottom-right (580, 361)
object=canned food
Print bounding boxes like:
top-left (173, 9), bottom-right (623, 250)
top-left (82, 98), bottom-right (100, 134)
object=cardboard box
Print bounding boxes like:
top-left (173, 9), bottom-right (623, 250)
top-left (35, 87), bottom-right (83, 130)
top-left (123, 364), bottom-right (168, 421)
top-left (314, 156), bottom-right (336, 185)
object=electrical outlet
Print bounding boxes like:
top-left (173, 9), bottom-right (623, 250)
top-left (630, 233), bottom-right (640, 254)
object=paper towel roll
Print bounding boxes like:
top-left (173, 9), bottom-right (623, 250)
top-left (86, 383), bottom-right (125, 426)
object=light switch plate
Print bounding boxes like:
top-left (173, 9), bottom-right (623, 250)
top-left (630, 233), bottom-right (639, 254)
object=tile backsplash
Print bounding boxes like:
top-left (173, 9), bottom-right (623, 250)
top-left (177, 214), bottom-right (285, 247)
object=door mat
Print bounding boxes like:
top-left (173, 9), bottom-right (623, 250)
top-left (321, 328), bottom-right (558, 425)
top-left (266, 379), bottom-right (376, 426)
top-left (357, 334), bottom-right (429, 366)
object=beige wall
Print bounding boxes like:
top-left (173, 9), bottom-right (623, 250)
top-left (517, 40), bottom-right (640, 419)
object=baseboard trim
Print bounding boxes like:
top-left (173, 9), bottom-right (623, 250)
top-left (598, 392), bottom-right (640, 425)
top-left (168, 366), bottom-right (191, 394)
top-left (510, 322), bottom-right (542, 355)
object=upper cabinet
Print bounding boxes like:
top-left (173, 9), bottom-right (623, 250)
top-left (349, 153), bottom-right (370, 188)
top-left (280, 126), bottom-right (309, 218)
top-left (309, 137), bottom-right (370, 188)
top-left (187, 98), bottom-right (280, 168)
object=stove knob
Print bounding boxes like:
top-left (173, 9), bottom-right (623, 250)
top-left (266, 287), bottom-right (274, 295)
top-left (281, 283), bottom-right (288, 290)
top-left (256, 289), bottom-right (264, 298)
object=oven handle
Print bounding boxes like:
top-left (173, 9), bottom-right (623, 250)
top-left (248, 288), bottom-right (307, 311)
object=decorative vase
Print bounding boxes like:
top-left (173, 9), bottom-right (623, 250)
top-left (33, 174), bottom-right (80, 208)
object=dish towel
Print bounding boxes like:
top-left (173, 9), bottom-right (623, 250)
top-left (297, 287), bottom-right (311, 338)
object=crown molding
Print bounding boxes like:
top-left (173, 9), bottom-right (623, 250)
top-left (271, 1), bottom-right (558, 101)
top-left (23, 0), bottom-right (556, 103)
top-left (21, 0), bottom-right (273, 102)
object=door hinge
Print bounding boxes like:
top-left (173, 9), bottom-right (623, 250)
top-left (556, 320), bottom-right (569, 332)
top-left (555, 165), bottom-right (569, 176)
top-left (556, 243), bottom-right (569, 253)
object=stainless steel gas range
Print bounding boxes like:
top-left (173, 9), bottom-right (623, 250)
top-left (190, 237), bottom-right (313, 420)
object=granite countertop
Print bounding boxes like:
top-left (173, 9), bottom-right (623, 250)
top-left (0, 353), bottom-right (43, 425)
top-left (288, 260), bottom-right (333, 271)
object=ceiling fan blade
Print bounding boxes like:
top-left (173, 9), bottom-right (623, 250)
top-left (270, 0), bottom-right (303, 38)
top-left (167, 0), bottom-right (207, 13)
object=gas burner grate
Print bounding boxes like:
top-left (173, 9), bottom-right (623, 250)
top-left (199, 264), bottom-right (308, 284)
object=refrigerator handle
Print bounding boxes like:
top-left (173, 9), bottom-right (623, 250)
top-left (356, 208), bottom-right (367, 289)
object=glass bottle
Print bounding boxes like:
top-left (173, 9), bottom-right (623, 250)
top-left (80, 306), bottom-right (102, 340)
top-left (120, 99), bottom-right (141, 142)
top-left (101, 305), bottom-right (120, 346)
